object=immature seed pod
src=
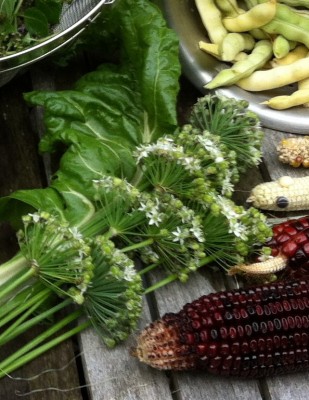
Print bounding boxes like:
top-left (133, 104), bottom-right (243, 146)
top-left (133, 279), bottom-right (309, 377)
top-left (263, 90), bottom-right (309, 110)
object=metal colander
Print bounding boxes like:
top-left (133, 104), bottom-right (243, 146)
top-left (0, 0), bottom-right (114, 87)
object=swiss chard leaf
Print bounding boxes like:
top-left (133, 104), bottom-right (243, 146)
top-left (6, 0), bottom-right (181, 227)
top-left (0, 188), bottom-right (65, 230)
top-left (51, 182), bottom-right (96, 228)
top-left (0, 184), bottom-right (96, 229)
top-left (113, 0), bottom-right (181, 143)
top-left (50, 134), bottom-right (137, 199)
top-left (25, 0), bottom-right (180, 149)
top-left (26, 66), bottom-right (144, 152)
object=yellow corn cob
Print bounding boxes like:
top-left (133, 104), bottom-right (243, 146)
top-left (247, 176), bottom-right (309, 211)
top-left (277, 136), bottom-right (309, 167)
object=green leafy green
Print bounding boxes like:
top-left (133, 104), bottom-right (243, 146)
top-left (0, 0), bottom-right (69, 55)
top-left (0, 0), bottom-right (181, 223)
top-left (35, 0), bottom-right (63, 24)
top-left (23, 7), bottom-right (49, 37)
top-left (0, 0), bottom-right (18, 19)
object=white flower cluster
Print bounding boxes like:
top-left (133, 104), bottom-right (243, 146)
top-left (134, 137), bottom-right (202, 174)
top-left (216, 196), bottom-right (247, 241)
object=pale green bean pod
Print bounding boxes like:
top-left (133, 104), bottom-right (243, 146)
top-left (237, 56), bottom-right (309, 91)
top-left (262, 89), bottom-right (309, 109)
top-left (205, 39), bottom-right (273, 89)
top-left (195, 0), bottom-right (228, 44)
top-left (219, 32), bottom-right (255, 61)
top-left (262, 4), bottom-right (309, 48)
top-left (223, 0), bottom-right (276, 32)
top-left (273, 35), bottom-right (295, 59)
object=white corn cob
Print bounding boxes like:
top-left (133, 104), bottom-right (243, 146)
top-left (247, 175), bottom-right (309, 211)
top-left (277, 136), bottom-right (309, 167)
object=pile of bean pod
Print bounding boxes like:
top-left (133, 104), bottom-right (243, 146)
top-left (196, 0), bottom-right (309, 110)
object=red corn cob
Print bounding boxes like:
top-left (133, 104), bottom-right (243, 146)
top-left (229, 216), bottom-right (309, 276)
top-left (267, 216), bottom-right (309, 258)
top-left (133, 279), bottom-right (309, 378)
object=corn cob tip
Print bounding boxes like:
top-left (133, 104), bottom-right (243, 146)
top-left (228, 254), bottom-right (288, 276)
top-left (133, 318), bottom-right (198, 370)
top-left (277, 136), bottom-right (309, 168)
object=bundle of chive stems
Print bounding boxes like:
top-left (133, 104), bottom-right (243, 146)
top-left (0, 95), bottom-right (272, 378)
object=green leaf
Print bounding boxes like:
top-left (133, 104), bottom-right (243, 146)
top-left (0, 184), bottom-right (98, 230)
top-left (23, 7), bottom-right (49, 37)
top-left (25, 0), bottom-right (180, 149)
top-left (52, 183), bottom-right (96, 228)
top-left (51, 135), bottom-right (137, 199)
top-left (25, 66), bottom-right (144, 152)
top-left (0, 188), bottom-right (65, 229)
top-left (112, 0), bottom-right (181, 142)
top-left (35, 0), bottom-right (63, 24)
top-left (0, 0), bottom-right (18, 18)
top-left (22, 0), bottom-right (181, 220)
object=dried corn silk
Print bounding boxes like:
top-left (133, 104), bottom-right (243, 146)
top-left (247, 176), bottom-right (309, 211)
top-left (277, 136), bottom-right (309, 168)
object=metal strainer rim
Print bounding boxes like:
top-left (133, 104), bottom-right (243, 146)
top-left (0, 0), bottom-right (113, 64)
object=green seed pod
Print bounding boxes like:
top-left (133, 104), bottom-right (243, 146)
top-left (223, 0), bottom-right (276, 32)
top-left (215, 0), bottom-right (244, 17)
top-left (262, 3), bottom-right (309, 48)
top-left (219, 32), bottom-right (255, 61)
top-left (273, 35), bottom-right (291, 59)
top-left (195, 0), bottom-right (228, 44)
top-left (205, 39), bottom-right (273, 89)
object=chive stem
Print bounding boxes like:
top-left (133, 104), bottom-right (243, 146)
top-left (0, 286), bottom-right (50, 328)
top-left (0, 292), bottom-right (50, 344)
top-left (0, 309), bottom-right (87, 376)
top-left (0, 298), bottom-right (73, 346)
top-left (0, 268), bottom-right (34, 303)
top-left (121, 238), bottom-right (154, 253)
top-left (143, 253), bottom-right (219, 293)
top-left (138, 261), bottom-right (161, 275)
top-left (143, 274), bottom-right (178, 294)
top-left (0, 253), bottom-right (27, 287)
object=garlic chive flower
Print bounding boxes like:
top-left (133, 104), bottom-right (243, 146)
top-left (189, 94), bottom-right (264, 173)
top-left (200, 206), bottom-right (272, 270)
top-left (83, 236), bottom-right (143, 347)
top-left (215, 196), bottom-right (247, 240)
top-left (83, 177), bottom-right (145, 240)
top-left (17, 211), bottom-right (93, 301)
top-left (134, 127), bottom-right (238, 204)
top-left (137, 193), bottom-right (206, 282)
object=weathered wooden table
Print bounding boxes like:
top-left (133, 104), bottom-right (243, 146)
top-left (0, 53), bottom-right (308, 400)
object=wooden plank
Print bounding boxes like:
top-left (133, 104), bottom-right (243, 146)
top-left (0, 72), bottom-right (44, 194)
top-left (265, 372), bottom-right (309, 400)
top-left (79, 301), bottom-right (174, 400)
